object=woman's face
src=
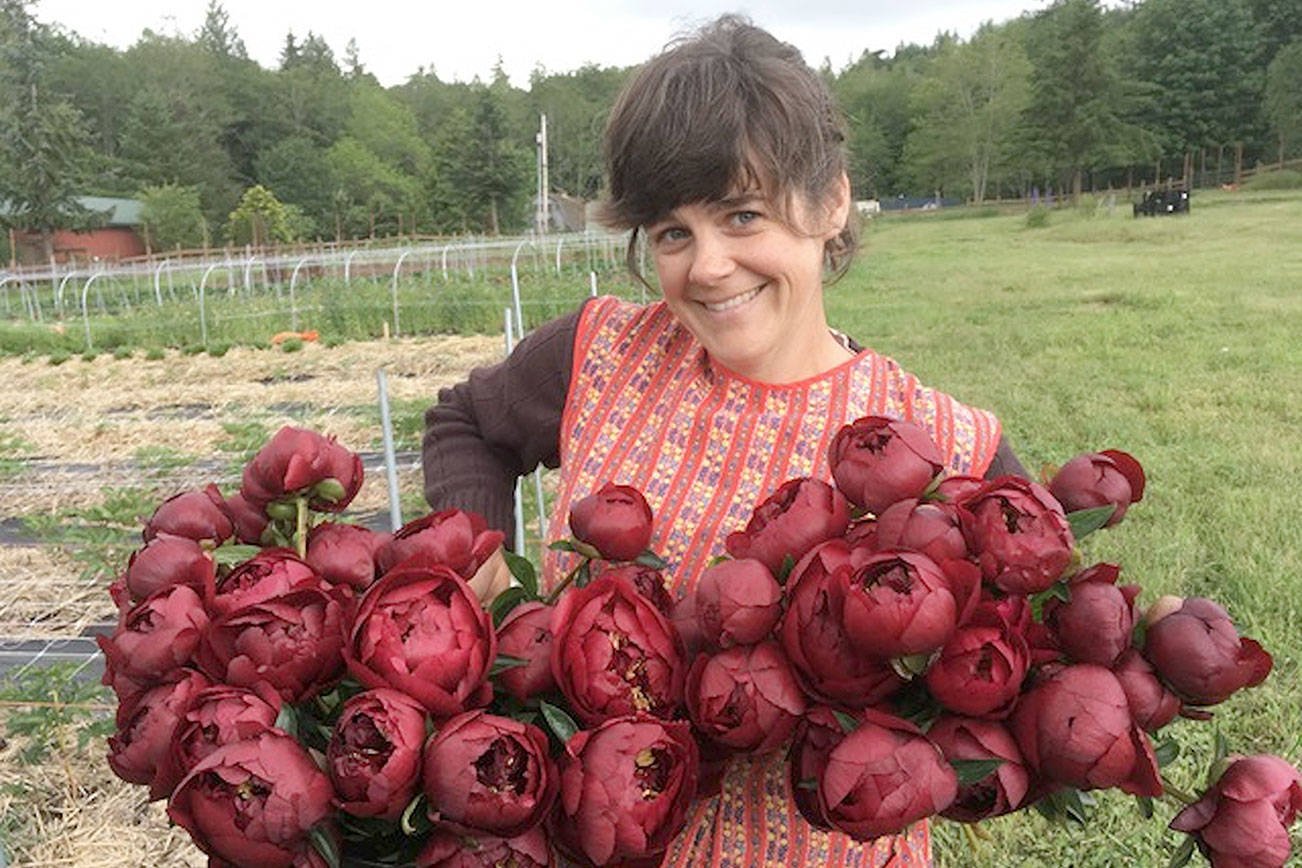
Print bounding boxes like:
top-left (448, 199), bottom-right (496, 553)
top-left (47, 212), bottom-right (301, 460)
top-left (646, 177), bottom-right (851, 384)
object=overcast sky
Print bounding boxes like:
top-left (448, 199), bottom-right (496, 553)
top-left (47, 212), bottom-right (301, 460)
top-left (38, 0), bottom-right (1057, 87)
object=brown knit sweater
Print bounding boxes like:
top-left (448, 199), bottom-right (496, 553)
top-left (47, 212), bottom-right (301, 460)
top-left (422, 300), bottom-right (1028, 541)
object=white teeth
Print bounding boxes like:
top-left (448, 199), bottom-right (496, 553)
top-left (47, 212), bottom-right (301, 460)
top-left (702, 285), bottom-right (764, 313)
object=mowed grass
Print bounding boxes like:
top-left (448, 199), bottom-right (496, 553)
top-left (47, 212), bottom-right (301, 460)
top-left (825, 190), bottom-right (1302, 866)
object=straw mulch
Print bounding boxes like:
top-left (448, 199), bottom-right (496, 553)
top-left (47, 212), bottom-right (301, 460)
top-left (0, 334), bottom-right (501, 865)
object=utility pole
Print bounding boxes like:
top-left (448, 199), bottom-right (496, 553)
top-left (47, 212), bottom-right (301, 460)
top-left (535, 113), bottom-right (550, 235)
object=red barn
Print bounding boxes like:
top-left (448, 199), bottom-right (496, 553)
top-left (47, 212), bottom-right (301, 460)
top-left (8, 196), bottom-right (146, 265)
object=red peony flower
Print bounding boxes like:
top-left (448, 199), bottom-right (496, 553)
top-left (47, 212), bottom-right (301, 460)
top-left (240, 426), bottom-right (363, 512)
top-left (223, 490), bottom-right (270, 545)
top-left (123, 535), bottom-right (214, 603)
top-left (829, 416), bottom-right (944, 514)
top-left (306, 522), bottom-right (390, 590)
top-left (327, 688), bottom-right (428, 821)
top-left (207, 548), bottom-right (325, 616)
top-left (837, 549), bottom-right (970, 659)
top-left (927, 715), bottom-right (1031, 822)
top-left (686, 640), bottom-right (806, 753)
top-left (143, 484), bottom-right (233, 544)
top-left (1010, 663), bottom-right (1162, 797)
top-left (494, 601), bottom-right (557, 702)
top-left (1112, 648), bottom-right (1183, 732)
top-left (924, 599), bottom-right (1030, 720)
top-left (960, 476), bottom-right (1075, 595)
top-left (422, 710), bottom-right (557, 836)
top-left (788, 705), bottom-right (847, 830)
top-left (345, 560), bottom-right (495, 718)
top-left (818, 708), bottom-right (958, 840)
top-left (1143, 596), bottom-right (1273, 707)
top-left (97, 584), bottom-right (209, 683)
top-left (871, 498), bottom-right (969, 563)
top-left (161, 683), bottom-right (282, 796)
top-left (694, 558), bottom-right (782, 649)
top-left (550, 572), bottom-right (684, 724)
top-left (416, 826), bottom-right (550, 868)
top-left (107, 669), bottom-right (211, 800)
top-left (568, 482), bottom-right (654, 562)
top-left (1048, 449), bottom-right (1145, 527)
top-left (198, 586), bottom-right (347, 704)
top-left (376, 509), bottom-right (504, 579)
top-left (1170, 755), bottom-right (1302, 868)
top-left (167, 730), bottom-right (334, 868)
top-left (599, 563), bottom-right (675, 617)
top-left (1044, 563), bottom-right (1137, 667)
top-left (552, 715), bottom-right (699, 867)
top-left (778, 541), bottom-right (905, 707)
top-left (725, 477), bottom-right (849, 577)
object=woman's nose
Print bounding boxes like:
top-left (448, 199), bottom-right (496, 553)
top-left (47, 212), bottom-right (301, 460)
top-left (686, 230), bottom-right (735, 287)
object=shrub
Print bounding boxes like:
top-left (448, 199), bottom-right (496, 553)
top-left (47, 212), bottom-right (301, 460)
top-left (207, 342), bottom-right (230, 358)
top-left (48, 351), bottom-right (70, 366)
top-left (80, 351), bottom-right (97, 363)
top-left (112, 346), bottom-right (133, 360)
top-left (181, 345), bottom-right (204, 356)
top-left (145, 347), bottom-right (165, 361)
top-left (1025, 206), bottom-right (1051, 228)
top-left (280, 337), bottom-right (304, 353)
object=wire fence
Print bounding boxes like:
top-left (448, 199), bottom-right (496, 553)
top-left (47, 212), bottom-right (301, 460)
top-left (0, 230), bottom-right (649, 355)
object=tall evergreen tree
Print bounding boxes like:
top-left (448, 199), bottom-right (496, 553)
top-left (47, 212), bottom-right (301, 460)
top-left (0, 0), bottom-right (94, 261)
top-left (196, 0), bottom-right (246, 60)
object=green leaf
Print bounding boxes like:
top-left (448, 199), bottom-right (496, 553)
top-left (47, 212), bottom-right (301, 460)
top-left (502, 550), bottom-right (538, 597)
top-left (1154, 737), bottom-right (1181, 768)
top-left (1064, 788), bottom-right (1094, 824)
top-left (796, 777), bottom-right (819, 790)
top-left (950, 758), bottom-right (1004, 785)
top-left (635, 550), bottom-right (668, 570)
top-left (889, 653), bottom-right (932, 681)
top-left (266, 501), bottom-right (297, 521)
top-left (540, 700), bottom-right (580, 744)
top-left (572, 540), bottom-right (602, 560)
top-left (1030, 580), bottom-right (1071, 621)
top-left (777, 554), bottom-right (796, 585)
top-left (1066, 505), bottom-right (1116, 540)
top-left (833, 711), bottom-right (859, 734)
top-left (1166, 836), bottom-right (1196, 868)
top-left (400, 793), bottom-right (431, 836)
top-left (212, 544), bottom-right (261, 567)
top-left (708, 554), bottom-right (731, 567)
top-left (490, 654), bottom-right (529, 676)
top-left (1137, 795), bottom-right (1154, 818)
top-left (548, 539), bottom-right (577, 553)
top-left (574, 561), bottom-right (591, 589)
top-left (274, 704), bottom-right (299, 740)
top-left (489, 585), bottom-right (529, 627)
top-left (307, 824), bottom-right (341, 868)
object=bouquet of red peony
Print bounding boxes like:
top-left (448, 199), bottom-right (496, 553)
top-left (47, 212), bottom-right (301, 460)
top-left (99, 422), bottom-right (1300, 868)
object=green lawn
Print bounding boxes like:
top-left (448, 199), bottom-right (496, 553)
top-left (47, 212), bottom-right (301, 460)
top-left (824, 191), bottom-right (1302, 866)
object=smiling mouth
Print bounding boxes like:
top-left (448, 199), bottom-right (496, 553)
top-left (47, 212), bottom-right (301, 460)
top-left (700, 283), bottom-right (766, 313)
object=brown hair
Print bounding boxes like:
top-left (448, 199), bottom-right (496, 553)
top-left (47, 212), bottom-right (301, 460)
top-left (600, 15), bottom-right (857, 282)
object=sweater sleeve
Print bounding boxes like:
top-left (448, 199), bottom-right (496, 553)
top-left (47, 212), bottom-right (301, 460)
top-left (422, 300), bottom-right (591, 542)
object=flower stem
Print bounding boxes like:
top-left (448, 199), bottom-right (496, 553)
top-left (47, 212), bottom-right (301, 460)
top-left (1160, 774), bottom-right (1198, 806)
top-left (295, 496), bottom-right (308, 559)
top-left (544, 559), bottom-right (589, 605)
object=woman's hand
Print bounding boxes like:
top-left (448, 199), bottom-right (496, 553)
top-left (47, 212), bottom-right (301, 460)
top-left (468, 547), bottom-right (512, 605)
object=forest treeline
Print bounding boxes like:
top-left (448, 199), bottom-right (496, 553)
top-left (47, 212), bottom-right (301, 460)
top-left (1, 0), bottom-right (1300, 252)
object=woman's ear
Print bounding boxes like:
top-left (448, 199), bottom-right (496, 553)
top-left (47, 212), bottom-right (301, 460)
top-left (822, 172), bottom-right (852, 241)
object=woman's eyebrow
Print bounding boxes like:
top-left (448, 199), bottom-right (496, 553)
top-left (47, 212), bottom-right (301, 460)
top-left (711, 193), bottom-right (763, 210)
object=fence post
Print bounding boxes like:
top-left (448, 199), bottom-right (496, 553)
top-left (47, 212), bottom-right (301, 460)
top-left (555, 237), bottom-right (564, 275)
top-left (505, 307), bottom-right (526, 555)
top-left (198, 262), bottom-right (220, 347)
top-left (344, 250), bottom-right (357, 287)
top-left (391, 250), bottom-right (411, 337)
top-left (590, 271), bottom-right (598, 297)
top-left (153, 260), bottom-right (168, 307)
top-left (288, 257), bottom-right (308, 332)
top-left (375, 368), bottom-right (404, 532)
top-left (510, 241), bottom-right (529, 339)
top-left (80, 273), bottom-right (105, 352)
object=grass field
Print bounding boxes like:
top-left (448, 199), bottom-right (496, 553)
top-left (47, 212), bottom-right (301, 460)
top-left (1, 188), bottom-right (1298, 866)
top-left (834, 190), bottom-right (1302, 866)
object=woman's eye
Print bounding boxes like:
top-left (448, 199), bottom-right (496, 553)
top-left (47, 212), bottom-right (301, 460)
top-left (656, 227), bottom-right (689, 244)
top-left (732, 210), bottom-right (761, 226)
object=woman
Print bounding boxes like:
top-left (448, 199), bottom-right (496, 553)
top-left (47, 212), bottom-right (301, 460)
top-left (424, 16), bottom-right (1024, 867)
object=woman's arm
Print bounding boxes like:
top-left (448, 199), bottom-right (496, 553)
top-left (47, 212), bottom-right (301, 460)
top-left (984, 437), bottom-right (1030, 480)
top-left (421, 301), bottom-right (591, 543)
